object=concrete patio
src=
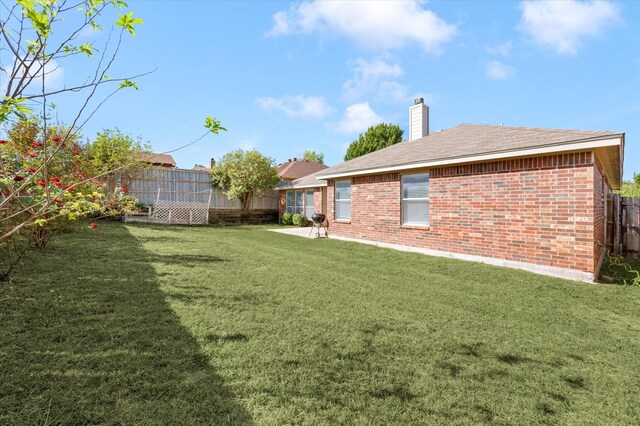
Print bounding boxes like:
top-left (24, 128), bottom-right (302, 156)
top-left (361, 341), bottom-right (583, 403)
top-left (269, 226), bottom-right (328, 239)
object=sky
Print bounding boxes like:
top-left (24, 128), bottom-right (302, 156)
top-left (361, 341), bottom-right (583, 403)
top-left (3, 0), bottom-right (639, 179)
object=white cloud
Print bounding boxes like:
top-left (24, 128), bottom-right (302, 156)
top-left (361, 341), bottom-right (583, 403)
top-left (519, 0), bottom-right (620, 54)
top-left (333, 102), bottom-right (383, 134)
top-left (267, 0), bottom-right (457, 53)
top-left (486, 61), bottom-right (514, 80)
top-left (378, 81), bottom-right (409, 103)
top-left (78, 26), bottom-right (100, 39)
top-left (255, 95), bottom-right (333, 118)
top-left (486, 40), bottom-right (513, 56)
top-left (343, 58), bottom-right (403, 99)
top-left (1, 59), bottom-right (64, 95)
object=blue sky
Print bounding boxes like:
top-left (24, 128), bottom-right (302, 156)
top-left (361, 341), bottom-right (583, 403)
top-left (8, 0), bottom-right (639, 179)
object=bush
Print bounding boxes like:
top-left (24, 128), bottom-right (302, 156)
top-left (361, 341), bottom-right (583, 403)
top-left (281, 212), bottom-right (293, 225)
top-left (292, 214), bottom-right (308, 227)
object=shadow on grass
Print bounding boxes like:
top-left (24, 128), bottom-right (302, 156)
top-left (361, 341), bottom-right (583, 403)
top-left (0, 224), bottom-right (252, 425)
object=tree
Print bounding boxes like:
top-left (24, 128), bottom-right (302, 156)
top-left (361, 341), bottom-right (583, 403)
top-left (303, 149), bottom-right (325, 164)
top-left (211, 150), bottom-right (280, 210)
top-left (0, 1), bottom-right (145, 281)
top-left (618, 173), bottom-right (640, 197)
top-left (0, 1), bottom-right (226, 281)
top-left (344, 123), bottom-right (404, 161)
top-left (86, 128), bottom-right (151, 192)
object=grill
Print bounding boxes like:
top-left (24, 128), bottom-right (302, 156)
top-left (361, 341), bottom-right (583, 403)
top-left (309, 212), bottom-right (328, 238)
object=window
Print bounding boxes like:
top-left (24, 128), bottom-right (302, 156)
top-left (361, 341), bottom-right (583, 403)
top-left (335, 180), bottom-right (351, 220)
top-left (305, 189), bottom-right (314, 219)
top-left (286, 191), bottom-right (294, 213)
top-left (402, 173), bottom-right (429, 226)
top-left (295, 190), bottom-right (303, 214)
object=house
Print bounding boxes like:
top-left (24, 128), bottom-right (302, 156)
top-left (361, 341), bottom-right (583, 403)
top-left (277, 170), bottom-right (328, 218)
top-left (279, 99), bottom-right (624, 282)
top-left (276, 157), bottom-right (328, 181)
top-left (137, 153), bottom-right (177, 168)
top-left (192, 164), bottom-right (210, 171)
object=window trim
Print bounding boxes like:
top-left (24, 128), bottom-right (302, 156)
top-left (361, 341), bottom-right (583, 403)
top-left (334, 180), bottom-right (351, 221)
top-left (305, 189), bottom-right (315, 219)
top-left (401, 173), bottom-right (430, 227)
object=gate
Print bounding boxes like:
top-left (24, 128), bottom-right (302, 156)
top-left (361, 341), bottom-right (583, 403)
top-left (607, 195), bottom-right (640, 259)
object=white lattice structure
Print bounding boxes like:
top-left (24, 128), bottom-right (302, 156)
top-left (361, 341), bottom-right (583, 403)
top-left (150, 188), bottom-right (212, 225)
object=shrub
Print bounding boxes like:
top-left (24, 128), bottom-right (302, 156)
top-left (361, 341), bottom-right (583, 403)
top-left (281, 212), bottom-right (293, 225)
top-left (292, 214), bottom-right (308, 227)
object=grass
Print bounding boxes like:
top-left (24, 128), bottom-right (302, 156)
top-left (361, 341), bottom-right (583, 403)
top-left (1, 222), bottom-right (639, 425)
top-left (600, 255), bottom-right (640, 286)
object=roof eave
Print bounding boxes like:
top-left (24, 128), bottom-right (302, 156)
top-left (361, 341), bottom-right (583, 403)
top-left (277, 182), bottom-right (328, 190)
top-left (316, 136), bottom-right (623, 180)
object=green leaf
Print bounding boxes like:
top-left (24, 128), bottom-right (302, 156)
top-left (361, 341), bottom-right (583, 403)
top-left (116, 11), bottom-right (143, 36)
top-left (78, 42), bottom-right (96, 58)
top-left (119, 79), bottom-right (138, 90)
top-left (204, 116), bottom-right (227, 134)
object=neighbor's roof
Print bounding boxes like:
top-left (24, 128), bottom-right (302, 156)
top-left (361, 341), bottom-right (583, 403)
top-left (192, 164), bottom-right (210, 171)
top-left (137, 153), bottom-right (177, 167)
top-left (317, 124), bottom-right (624, 186)
top-left (277, 170), bottom-right (328, 190)
top-left (276, 158), bottom-right (328, 180)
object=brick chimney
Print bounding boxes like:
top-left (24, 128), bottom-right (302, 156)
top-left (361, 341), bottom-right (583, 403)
top-left (409, 97), bottom-right (429, 141)
top-left (210, 158), bottom-right (216, 168)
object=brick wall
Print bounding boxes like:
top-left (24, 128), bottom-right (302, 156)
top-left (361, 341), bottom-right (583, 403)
top-left (278, 190), bottom-right (286, 217)
top-left (313, 187), bottom-right (324, 214)
top-left (327, 152), bottom-right (598, 273)
top-left (593, 161), bottom-right (611, 275)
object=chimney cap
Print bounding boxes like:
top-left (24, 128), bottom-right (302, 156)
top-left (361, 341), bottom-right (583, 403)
top-left (414, 97), bottom-right (424, 105)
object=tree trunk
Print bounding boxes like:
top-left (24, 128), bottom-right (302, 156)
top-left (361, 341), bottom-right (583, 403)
top-left (241, 192), bottom-right (252, 211)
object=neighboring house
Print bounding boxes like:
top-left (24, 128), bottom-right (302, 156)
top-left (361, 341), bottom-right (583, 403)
top-left (277, 170), bottom-right (328, 218)
top-left (137, 153), bottom-right (177, 168)
top-left (192, 164), bottom-right (210, 172)
top-left (285, 99), bottom-right (623, 282)
top-left (276, 158), bottom-right (328, 181)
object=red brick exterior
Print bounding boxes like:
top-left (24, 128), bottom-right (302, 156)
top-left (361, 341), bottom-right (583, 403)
top-left (314, 187), bottom-right (324, 215)
top-left (593, 160), bottom-right (611, 275)
top-left (278, 191), bottom-right (286, 217)
top-left (278, 188), bottom-right (326, 219)
top-left (327, 152), bottom-right (601, 274)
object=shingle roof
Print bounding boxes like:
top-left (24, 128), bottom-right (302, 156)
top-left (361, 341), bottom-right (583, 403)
top-left (276, 158), bottom-right (328, 180)
top-left (317, 124), bottom-right (622, 178)
top-left (137, 153), bottom-right (177, 167)
top-left (192, 164), bottom-right (210, 171)
top-left (277, 170), bottom-right (328, 190)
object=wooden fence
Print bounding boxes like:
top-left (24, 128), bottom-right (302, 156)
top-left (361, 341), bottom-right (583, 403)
top-left (127, 167), bottom-right (278, 210)
top-left (607, 195), bottom-right (640, 259)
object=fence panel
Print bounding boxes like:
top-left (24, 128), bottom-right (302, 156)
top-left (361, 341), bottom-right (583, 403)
top-left (127, 167), bottom-right (278, 210)
top-left (622, 197), bottom-right (639, 258)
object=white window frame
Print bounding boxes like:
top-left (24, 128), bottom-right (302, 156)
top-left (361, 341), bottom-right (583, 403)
top-left (335, 180), bottom-right (351, 221)
top-left (401, 173), bottom-right (430, 226)
top-left (305, 189), bottom-right (315, 219)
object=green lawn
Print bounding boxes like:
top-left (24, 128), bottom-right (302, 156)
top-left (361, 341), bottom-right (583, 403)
top-left (1, 222), bottom-right (639, 425)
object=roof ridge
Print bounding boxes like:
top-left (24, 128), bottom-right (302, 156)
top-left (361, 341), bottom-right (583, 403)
top-left (458, 123), bottom-right (620, 135)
